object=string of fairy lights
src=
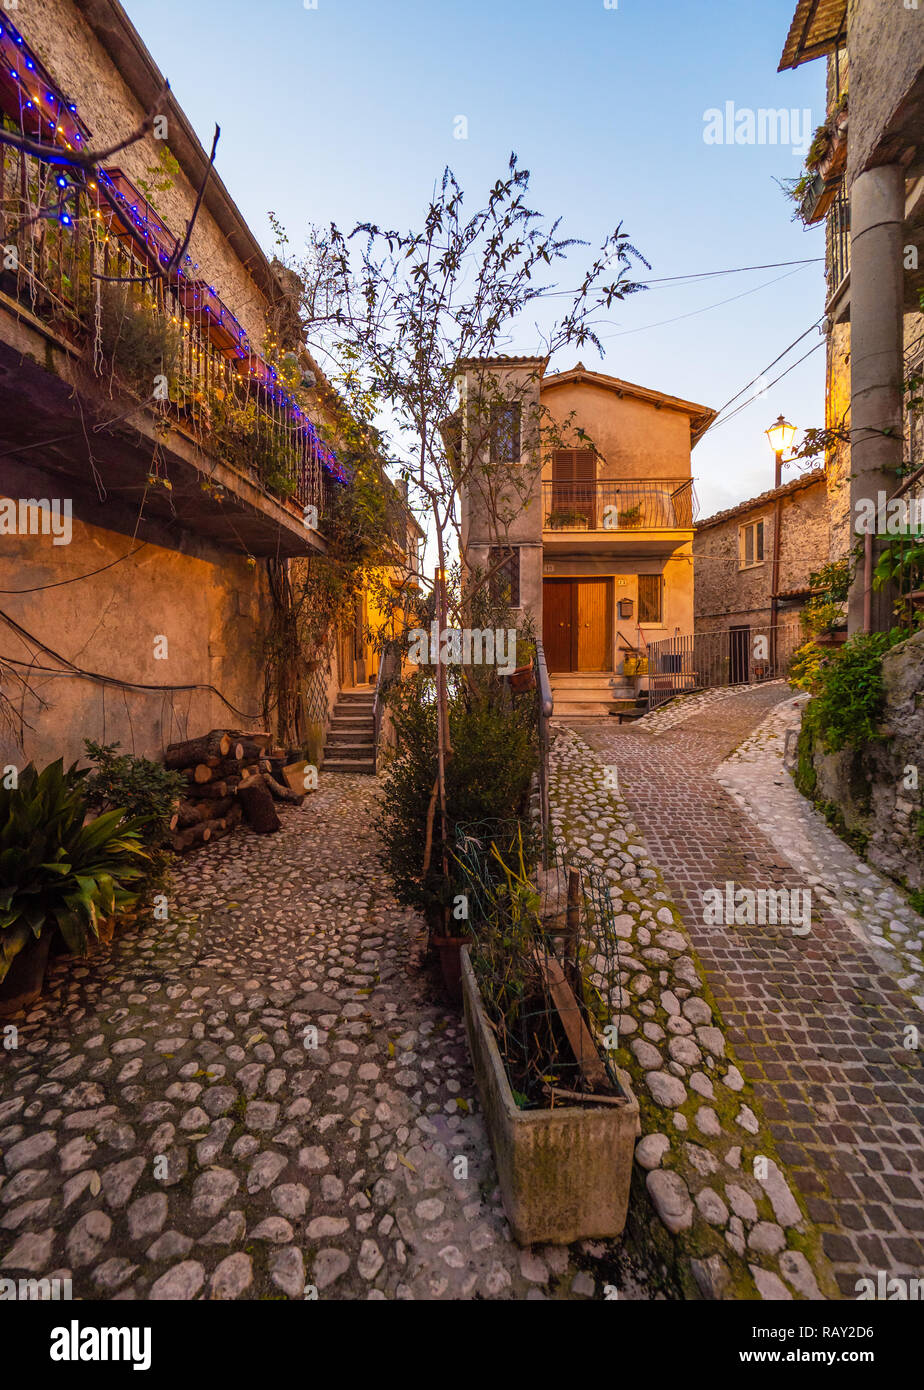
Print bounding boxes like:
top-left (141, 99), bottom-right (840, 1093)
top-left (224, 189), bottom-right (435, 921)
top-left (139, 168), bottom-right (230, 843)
top-left (0, 13), bottom-right (344, 484)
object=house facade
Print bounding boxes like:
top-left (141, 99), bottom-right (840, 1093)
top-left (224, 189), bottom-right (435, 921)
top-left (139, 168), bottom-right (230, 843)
top-left (779, 0), bottom-right (924, 628)
top-left (693, 468), bottom-right (829, 679)
top-left (458, 358), bottom-right (715, 715)
top-left (0, 0), bottom-right (357, 767)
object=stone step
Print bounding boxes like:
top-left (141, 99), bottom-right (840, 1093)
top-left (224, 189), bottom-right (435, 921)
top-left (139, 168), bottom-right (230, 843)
top-left (327, 738), bottom-right (375, 753)
top-left (338, 692), bottom-right (375, 704)
top-left (330, 713), bottom-right (373, 727)
top-left (324, 758), bottom-right (376, 774)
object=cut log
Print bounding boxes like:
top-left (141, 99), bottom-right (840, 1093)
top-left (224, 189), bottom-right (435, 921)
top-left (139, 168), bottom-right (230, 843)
top-left (163, 732), bottom-right (232, 768)
top-left (193, 764), bottom-right (214, 784)
top-left (261, 771), bottom-right (305, 805)
top-left (171, 822), bottom-right (213, 853)
top-left (237, 778), bottom-right (281, 834)
top-left (234, 739), bottom-right (267, 764)
top-left (191, 779), bottom-right (238, 800)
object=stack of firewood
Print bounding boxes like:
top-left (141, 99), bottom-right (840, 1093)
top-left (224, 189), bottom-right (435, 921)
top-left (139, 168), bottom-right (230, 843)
top-left (165, 729), bottom-right (305, 853)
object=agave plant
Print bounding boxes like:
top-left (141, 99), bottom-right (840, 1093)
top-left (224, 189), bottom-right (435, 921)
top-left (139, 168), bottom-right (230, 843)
top-left (0, 760), bottom-right (149, 984)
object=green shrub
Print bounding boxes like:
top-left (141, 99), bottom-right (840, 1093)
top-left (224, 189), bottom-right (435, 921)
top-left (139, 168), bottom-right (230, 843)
top-left (789, 638), bottom-right (828, 693)
top-left (97, 283), bottom-right (181, 397)
top-left (375, 670), bottom-right (538, 923)
top-left (805, 631), bottom-right (897, 752)
top-left (82, 740), bottom-right (184, 887)
top-left (0, 760), bottom-right (149, 983)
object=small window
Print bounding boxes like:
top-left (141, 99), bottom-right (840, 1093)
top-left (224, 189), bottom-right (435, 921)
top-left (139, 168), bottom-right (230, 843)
top-left (638, 573), bottom-right (663, 624)
top-left (740, 519), bottom-right (765, 568)
top-left (490, 404), bottom-right (522, 463)
top-left (488, 546), bottom-right (520, 607)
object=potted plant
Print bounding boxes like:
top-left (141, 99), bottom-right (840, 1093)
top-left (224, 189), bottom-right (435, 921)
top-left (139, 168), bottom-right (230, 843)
top-left (545, 508), bottom-right (589, 530)
top-left (0, 761), bottom-right (149, 1016)
top-left (508, 638), bottom-right (536, 692)
top-left (457, 829), bottom-right (639, 1244)
top-left (617, 503), bottom-right (643, 528)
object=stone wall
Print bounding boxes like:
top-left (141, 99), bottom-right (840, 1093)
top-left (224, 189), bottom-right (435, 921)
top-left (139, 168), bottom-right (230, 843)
top-left (798, 631), bottom-right (924, 893)
top-left (694, 475), bottom-right (829, 624)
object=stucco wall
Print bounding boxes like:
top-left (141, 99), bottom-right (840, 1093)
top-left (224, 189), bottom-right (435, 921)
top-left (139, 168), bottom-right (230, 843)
top-left (694, 478), bottom-right (829, 623)
top-left (540, 380), bottom-right (695, 482)
top-left (18, 1), bottom-right (270, 346)
top-left (0, 466), bottom-right (273, 768)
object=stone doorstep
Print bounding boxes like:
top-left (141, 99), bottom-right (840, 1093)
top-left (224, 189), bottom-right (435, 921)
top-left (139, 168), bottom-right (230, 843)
top-left (547, 724), bottom-right (838, 1302)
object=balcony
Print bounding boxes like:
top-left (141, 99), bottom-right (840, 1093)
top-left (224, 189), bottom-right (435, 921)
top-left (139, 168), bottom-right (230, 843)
top-left (0, 98), bottom-right (340, 557)
top-left (542, 479), bottom-right (696, 554)
top-left (825, 187), bottom-right (851, 319)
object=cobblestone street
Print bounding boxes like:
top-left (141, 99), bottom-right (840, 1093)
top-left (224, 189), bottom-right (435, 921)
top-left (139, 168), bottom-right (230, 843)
top-left (571, 684), bottom-right (924, 1298)
top-left (0, 774), bottom-right (650, 1302)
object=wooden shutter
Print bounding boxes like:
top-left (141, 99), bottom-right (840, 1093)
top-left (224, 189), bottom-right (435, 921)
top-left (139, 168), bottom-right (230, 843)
top-left (552, 449), bottom-right (596, 523)
top-left (638, 574), bottom-right (663, 624)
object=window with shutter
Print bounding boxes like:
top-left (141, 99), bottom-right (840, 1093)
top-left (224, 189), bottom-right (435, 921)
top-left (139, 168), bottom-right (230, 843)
top-left (739, 519), bottom-right (766, 569)
top-left (638, 573), bottom-right (663, 624)
top-left (552, 448), bottom-right (596, 524)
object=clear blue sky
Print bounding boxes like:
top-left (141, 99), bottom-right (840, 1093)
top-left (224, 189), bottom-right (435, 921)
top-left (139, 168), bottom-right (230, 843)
top-left (124, 0), bottom-right (826, 518)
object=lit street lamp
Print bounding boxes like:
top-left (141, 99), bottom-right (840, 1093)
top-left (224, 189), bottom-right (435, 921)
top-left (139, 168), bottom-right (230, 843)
top-left (765, 415), bottom-right (797, 487)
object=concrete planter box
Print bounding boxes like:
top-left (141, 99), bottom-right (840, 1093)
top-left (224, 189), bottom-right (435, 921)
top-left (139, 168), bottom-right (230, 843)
top-left (461, 947), bottom-right (639, 1245)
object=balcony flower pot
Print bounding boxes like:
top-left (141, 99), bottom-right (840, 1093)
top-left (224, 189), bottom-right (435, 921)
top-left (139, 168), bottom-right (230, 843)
top-left (0, 931), bottom-right (53, 1019)
top-left (460, 947), bottom-right (639, 1244)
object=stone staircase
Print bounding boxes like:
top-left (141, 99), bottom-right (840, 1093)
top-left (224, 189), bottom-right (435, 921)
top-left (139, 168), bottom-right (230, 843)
top-left (324, 688), bottom-right (376, 774)
top-left (549, 671), bottom-right (647, 720)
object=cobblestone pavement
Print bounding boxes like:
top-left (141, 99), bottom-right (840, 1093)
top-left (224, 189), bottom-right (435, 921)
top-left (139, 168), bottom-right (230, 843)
top-left (569, 685), bottom-right (924, 1298)
top-left (0, 773), bottom-right (653, 1301)
top-left (716, 692), bottom-right (924, 1010)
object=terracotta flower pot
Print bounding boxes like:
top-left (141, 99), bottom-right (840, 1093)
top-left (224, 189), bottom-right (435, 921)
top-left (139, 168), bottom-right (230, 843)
top-left (0, 932), bottom-right (53, 1018)
top-left (509, 662), bottom-right (536, 693)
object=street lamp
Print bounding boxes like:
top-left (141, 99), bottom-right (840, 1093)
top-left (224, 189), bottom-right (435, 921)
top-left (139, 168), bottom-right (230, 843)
top-left (765, 415), bottom-right (797, 487)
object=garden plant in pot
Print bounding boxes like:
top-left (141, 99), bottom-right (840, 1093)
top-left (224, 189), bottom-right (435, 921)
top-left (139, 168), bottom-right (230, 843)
top-left (0, 760), bottom-right (150, 1016)
top-left (455, 823), bottom-right (639, 1244)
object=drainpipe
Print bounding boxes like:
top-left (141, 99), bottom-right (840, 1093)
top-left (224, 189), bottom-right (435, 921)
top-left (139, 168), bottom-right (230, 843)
top-left (849, 164), bottom-right (905, 633)
top-left (770, 451), bottom-right (783, 669)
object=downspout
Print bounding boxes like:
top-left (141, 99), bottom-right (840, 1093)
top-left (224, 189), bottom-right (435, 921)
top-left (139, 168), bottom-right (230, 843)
top-left (770, 454), bottom-right (783, 669)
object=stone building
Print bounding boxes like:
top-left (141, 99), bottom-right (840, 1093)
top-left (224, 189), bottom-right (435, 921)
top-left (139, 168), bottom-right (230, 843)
top-left (0, 0), bottom-right (366, 767)
top-left (778, 0), bottom-right (924, 628)
top-left (458, 357), bottom-right (714, 715)
top-left (693, 468), bottom-right (828, 677)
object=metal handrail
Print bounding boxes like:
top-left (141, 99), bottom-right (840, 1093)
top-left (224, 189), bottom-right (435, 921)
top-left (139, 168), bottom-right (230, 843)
top-left (535, 639), bottom-right (553, 863)
top-left (541, 478), bottom-right (695, 531)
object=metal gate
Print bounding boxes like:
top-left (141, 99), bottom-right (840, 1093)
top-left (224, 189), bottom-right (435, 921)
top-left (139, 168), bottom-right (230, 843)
top-left (646, 623), bottom-right (803, 711)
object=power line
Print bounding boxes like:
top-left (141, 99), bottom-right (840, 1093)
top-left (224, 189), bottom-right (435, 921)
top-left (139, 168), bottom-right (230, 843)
top-left (708, 342), bottom-right (826, 434)
top-left (597, 265), bottom-right (811, 341)
top-left (713, 320), bottom-right (825, 419)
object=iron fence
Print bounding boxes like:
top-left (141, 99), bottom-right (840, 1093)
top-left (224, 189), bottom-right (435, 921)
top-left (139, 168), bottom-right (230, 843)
top-left (0, 121), bottom-right (336, 518)
top-left (826, 187), bottom-right (850, 302)
top-left (645, 621), bottom-right (804, 711)
top-left (542, 478), bottom-right (696, 532)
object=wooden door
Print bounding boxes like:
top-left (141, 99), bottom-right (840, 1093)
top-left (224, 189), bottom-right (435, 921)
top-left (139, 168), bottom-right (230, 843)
top-left (576, 579), bottom-right (609, 671)
top-left (552, 448), bottom-right (596, 527)
top-left (543, 580), bottom-right (574, 672)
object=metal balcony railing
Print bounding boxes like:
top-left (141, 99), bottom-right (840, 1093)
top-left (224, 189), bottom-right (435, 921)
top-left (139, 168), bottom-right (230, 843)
top-left (826, 187), bottom-right (850, 302)
top-left (0, 122), bottom-right (338, 520)
top-left (542, 478), bottom-right (696, 532)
